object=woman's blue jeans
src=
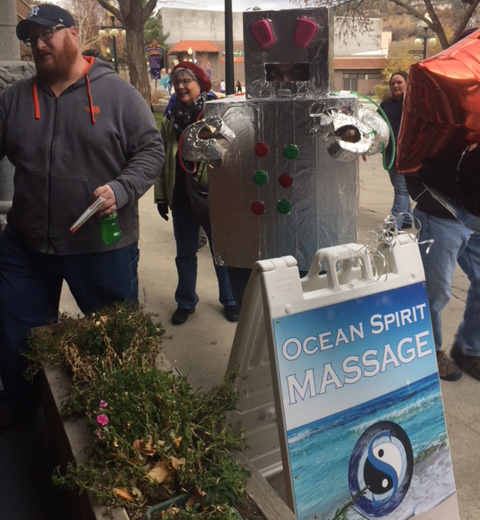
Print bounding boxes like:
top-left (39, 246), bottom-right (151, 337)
top-left (0, 231), bottom-right (139, 399)
top-left (414, 208), bottom-right (480, 356)
top-left (171, 205), bottom-right (235, 310)
top-left (388, 169), bottom-right (413, 228)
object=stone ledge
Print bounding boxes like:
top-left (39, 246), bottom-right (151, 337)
top-left (0, 60), bottom-right (36, 90)
top-left (152, 99), bottom-right (169, 113)
top-left (41, 366), bottom-right (129, 520)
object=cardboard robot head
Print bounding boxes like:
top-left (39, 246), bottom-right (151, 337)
top-left (243, 7), bottom-right (333, 99)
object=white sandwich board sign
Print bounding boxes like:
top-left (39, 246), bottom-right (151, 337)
top-left (227, 235), bottom-right (460, 519)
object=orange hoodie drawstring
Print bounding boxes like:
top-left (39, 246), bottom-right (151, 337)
top-left (85, 74), bottom-right (96, 125)
top-left (32, 80), bottom-right (40, 120)
top-left (32, 56), bottom-right (96, 124)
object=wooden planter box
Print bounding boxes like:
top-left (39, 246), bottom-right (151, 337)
top-left (40, 357), bottom-right (295, 520)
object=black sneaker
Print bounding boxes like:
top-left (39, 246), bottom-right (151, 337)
top-left (171, 307), bottom-right (195, 325)
top-left (451, 343), bottom-right (480, 380)
top-left (224, 304), bottom-right (239, 323)
top-left (436, 350), bottom-right (462, 381)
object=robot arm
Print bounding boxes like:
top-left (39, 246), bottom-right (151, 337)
top-left (314, 106), bottom-right (390, 162)
top-left (179, 117), bottom-right (235, 167)
top-left (180, 101), bottom-right (389, 166)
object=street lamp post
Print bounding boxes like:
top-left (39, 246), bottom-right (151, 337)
top-left (414, 17), bottom-right (437, 60)
top-left (187, 46), bottom-right (196, 63)
top-left (98, 8), bottom-right (125, 72)
top-left (224, 0), bottom-right (234, 95)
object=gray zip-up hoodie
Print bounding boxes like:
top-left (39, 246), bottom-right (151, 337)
top-left (0, 57), bottom-right (164, 255)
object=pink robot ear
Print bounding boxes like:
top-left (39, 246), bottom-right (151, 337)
top-left (250, 19), bottom-right (275, 49)
top-left (294, 18), bottom-right (318, 48)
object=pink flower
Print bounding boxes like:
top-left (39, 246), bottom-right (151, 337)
top-left (96, 414), bottom-right (109, 427)
top-left (95, 429), bottom-right (105, 441)
top-left (99, 400), bottom-right (108, 409)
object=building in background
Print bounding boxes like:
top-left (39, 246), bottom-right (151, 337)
top-left (334, 18), bottom-right (391, 94)
top-left (14, 3), bottom-right (390, 96)
top-left (160, 8), bottom-right (244, 92)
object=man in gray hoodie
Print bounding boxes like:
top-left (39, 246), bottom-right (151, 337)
top-left (0, 4), bottom-right (164, 431)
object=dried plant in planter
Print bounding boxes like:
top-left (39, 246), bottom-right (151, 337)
top-left (25, 303), bottom-right (251, 519)
top-left (25, 302), bottom-right (165, 383)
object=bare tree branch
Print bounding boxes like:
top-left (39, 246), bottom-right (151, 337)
top-left (66, 0), bottom-right (104, 50)
top-left (142, 0), bottom-right (158, 25)
top-left (389, 0), bottom-right (448, 47)
top-left (451, 0), bottom-right (480, 42)
top-left (308, 0), bottom-right (480, 49)
top-left (97, 0), bottom-right (123, 23)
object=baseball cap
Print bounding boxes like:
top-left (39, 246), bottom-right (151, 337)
top-left (16, 4), bottom-right (75, 41)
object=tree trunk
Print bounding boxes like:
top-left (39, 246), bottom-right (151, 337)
top-left (97, 0), bottom-right (156, 107)
top-left (125, 17), bottom-right (151, 106)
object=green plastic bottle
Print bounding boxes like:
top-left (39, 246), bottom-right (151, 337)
top-left (99, 211), bottom-right (122, 245)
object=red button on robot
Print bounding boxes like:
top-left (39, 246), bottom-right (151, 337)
top-left (278, 173), bottom-right (293, 188)
top-left (254, 142), bottom-right (270, 157)
top-left (251, 201), bottom-right (265, 215)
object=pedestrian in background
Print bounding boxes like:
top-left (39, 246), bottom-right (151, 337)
top-left (380, 71), bottom-right (413, 230)
top-left (406, 151), bottom-right (479, 382)
top-left (160, 67), bottom-right (169, 91)
top-left (167, 67), bottom-right (172, 94)
top-left (0, 4), bottom-right (164, 432)
top-left (154, 62), bottom-right (238, 325)
top-left (404, 30), bottom-right (480, 382)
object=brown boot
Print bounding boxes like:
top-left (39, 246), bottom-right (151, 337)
top-left (451, 343), bottom-right (480, 380)
top-left (436, 350), bottom-right (462, 381)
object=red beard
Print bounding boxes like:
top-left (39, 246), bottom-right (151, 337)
top-left (34, 32), bottom-right (79, 85)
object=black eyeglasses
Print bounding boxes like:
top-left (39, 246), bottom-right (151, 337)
top-left (173, 78), bottom-right (195, 88)
top-left (24, 26), bottom-right (69, 47)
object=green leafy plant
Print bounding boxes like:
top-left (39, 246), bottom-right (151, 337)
top-left (56, 367), bottom-right (248, 510)
top-left (26, 303), bottom-right (250, 519)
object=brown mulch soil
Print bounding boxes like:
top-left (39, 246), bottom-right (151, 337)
top-left (130, 491), bottom-right (266, 519)
top-left (235, 493), bottom-right (266, 519)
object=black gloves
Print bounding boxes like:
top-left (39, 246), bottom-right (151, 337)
top-left (157, 202), bottom-right (169, 221)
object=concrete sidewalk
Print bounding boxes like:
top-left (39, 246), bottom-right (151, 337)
top-left (59, 153), bottom-right (479, 519)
